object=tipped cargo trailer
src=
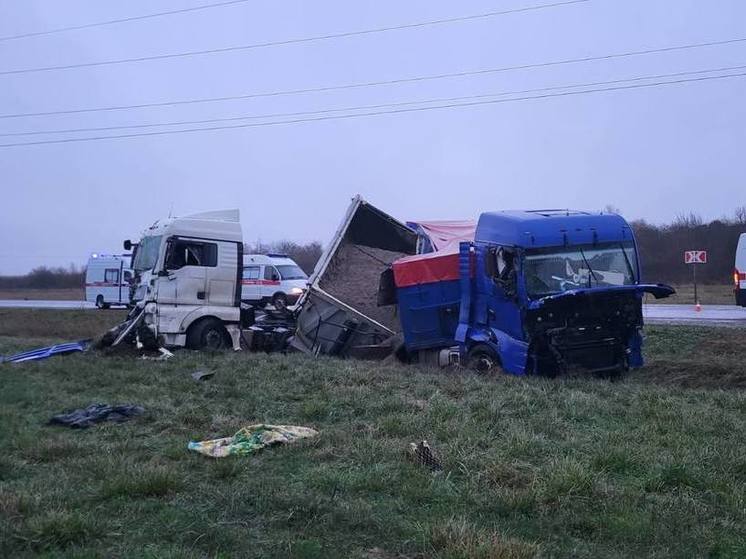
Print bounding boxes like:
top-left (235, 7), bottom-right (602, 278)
top-left (290, 196), bottom-right (418, 358)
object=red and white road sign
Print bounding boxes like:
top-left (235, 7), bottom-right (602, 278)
top-left (684, 250), bottom-right (707, 264)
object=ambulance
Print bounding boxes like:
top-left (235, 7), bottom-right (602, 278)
top-left (241, 254), bottom-right (308, 309)
top-left (85, 254), bottom-right (133, 308)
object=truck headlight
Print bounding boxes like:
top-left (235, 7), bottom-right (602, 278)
top-left (290, 287), bottom-right (304, 295)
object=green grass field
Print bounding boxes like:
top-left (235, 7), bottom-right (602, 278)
top-left (1, 310), bottom-right (745, 558)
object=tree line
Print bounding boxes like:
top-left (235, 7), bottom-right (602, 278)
top-left (0, 265), bottom-right (85, 289)
top-left (632, 208), bottom-right (746, 284)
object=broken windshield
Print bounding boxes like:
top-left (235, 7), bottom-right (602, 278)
top-left (523, 241), bottom-right (638, 299)
top-left (132, 235), bottom-right (163, 272)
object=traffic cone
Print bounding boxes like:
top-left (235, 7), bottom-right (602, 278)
top-left (695, 302), bottom-right (702, 312)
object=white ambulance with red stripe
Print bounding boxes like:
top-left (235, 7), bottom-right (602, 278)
top-left (241, 254), bottom-right (308, 309)
top-left (85, 254), bottom-right (133, 308)
top-left (735, 233), bottom-right (746, 306)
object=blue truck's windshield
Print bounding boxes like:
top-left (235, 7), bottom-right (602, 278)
top-left (524, 242), bottom-right (638, 299)
top-left (132, 235), bottom-right (163, 271)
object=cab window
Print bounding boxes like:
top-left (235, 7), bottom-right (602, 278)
top-left (166, 239), bottom-right (217, 270)
top-left (264, 266), bottom-right (280, 281)
top-left (243, 265), bottom-right (260, 280)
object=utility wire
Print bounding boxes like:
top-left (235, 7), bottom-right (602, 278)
top-left (1, 36), bottom-right (744, 119)
top-left (1, 71), bottom-right (743, 148)
top-left (4, 64), bottom-right (745, 137)
top-left (0, 0), bottom-right (253, 42)
top-left (0, 1), bottom-right (589, 76)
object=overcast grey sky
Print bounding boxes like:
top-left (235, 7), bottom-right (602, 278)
top-left (1, 0), bottom-right (745, 274)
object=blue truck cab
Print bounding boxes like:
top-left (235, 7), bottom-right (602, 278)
top-left (393, 210), bottom-right (674, 376)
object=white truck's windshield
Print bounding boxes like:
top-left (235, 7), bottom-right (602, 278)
top-left (132, 235), bottom-right (163, 271)
top-left (524, 242), bottom-right (638, 299)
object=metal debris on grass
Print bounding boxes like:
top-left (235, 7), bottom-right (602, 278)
top-left (191, 370), bottom-right (215, 382)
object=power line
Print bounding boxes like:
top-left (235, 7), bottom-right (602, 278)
top-left (1, 36), bottom-right (744, 120)
top-left (4, 65), bottom-right (745, 137)
top-left (1, 71), bottom-right (743, 148)
top-left (0, 0), bottom-right (253, 42)
top-left (0, 1), bottom-right (589, 76)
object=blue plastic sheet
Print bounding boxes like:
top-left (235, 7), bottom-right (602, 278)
top-left (1, 340), bottom-right (89, 363)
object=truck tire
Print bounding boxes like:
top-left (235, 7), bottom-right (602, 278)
top-left (272, 292), bottom-right (288, 311)
top-left (186, 318), bottom-right (230, 351)
top-left (467, 344), bottom-right (501, 374)
top-left (95, 295), bottom-right (110, 310)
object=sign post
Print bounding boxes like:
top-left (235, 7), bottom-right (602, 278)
top-left (683, 250), bottom-right (707, 310)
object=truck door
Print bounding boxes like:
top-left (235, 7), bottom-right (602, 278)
top-left (159, 237), bottom-right (213, 306)
top-left (482, 246), bottom-right (524, 340)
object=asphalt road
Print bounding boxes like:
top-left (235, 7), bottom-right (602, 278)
top-left (1, 300), bottom-right (744, 327)
top-left (0, 299), bottom-right (96, 309)
top-left (643, 304), bottom-right (746, 327)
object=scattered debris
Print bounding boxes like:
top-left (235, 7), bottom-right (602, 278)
top-left (140, 347), bottom-right (174, 361)
top-left (408, 440), bottom-right (443, 471)
top-left (48, 403), bottom-right (144, 429)
top-left (1, 340), bottom-right (90, 364)
top-left (191, 369), bottom-right (215, 382)
top-left (188, 424), bottom-right (318, 458)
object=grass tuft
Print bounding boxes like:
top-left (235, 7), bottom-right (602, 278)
top-left (24, 510), bottom-right (101, 550)
top-left (100, 464), bottom-right (182, 499)
top-left (424, 517), bottom-right (539, 559)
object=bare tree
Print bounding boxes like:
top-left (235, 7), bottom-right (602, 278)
top-left (672, 212), bottom-right (703, 229)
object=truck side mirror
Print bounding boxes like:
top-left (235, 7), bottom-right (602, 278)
top-left (123, 239), bottom-right (132, 251)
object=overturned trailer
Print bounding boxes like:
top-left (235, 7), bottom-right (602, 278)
top-left (291, 196), bottom-right (418, 359)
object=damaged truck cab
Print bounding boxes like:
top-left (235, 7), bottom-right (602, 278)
top-left (123, 210), bottom-right (243, 350)
top-left (394, 210), bottom-right (674, 375)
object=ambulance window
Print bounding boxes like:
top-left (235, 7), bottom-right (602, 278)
top-left (243, 266), bottom-right (260, 280)
top-left (264, 266), bottom-right (280, 281)
top-left (104, 269), bottom-right (120, 283)
top-left (123, 271), bottom-right (132, 282)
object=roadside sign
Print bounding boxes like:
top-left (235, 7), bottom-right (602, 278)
top-left (684, 250), bottom-right (707, 308)
top-left (684, 250), bottom-right (707, 264)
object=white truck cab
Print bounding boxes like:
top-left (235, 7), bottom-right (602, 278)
top-left (241, 254), bottom-right (308, 309)
top-left (85, 254), bottom-right (133, 308)
top-left (736, 233), bottom-right (746, 306)
top-left (125, 209), bottom-right (243, 350)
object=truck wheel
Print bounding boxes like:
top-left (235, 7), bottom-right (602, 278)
top-left (95, 295), bottom-right (109, 310)
top-left (467, 344), bottom-right (501, 374)
top-left (272, 292), bottom-right (288, 311)
top-left (187, 318), bottom-right (230, 351)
